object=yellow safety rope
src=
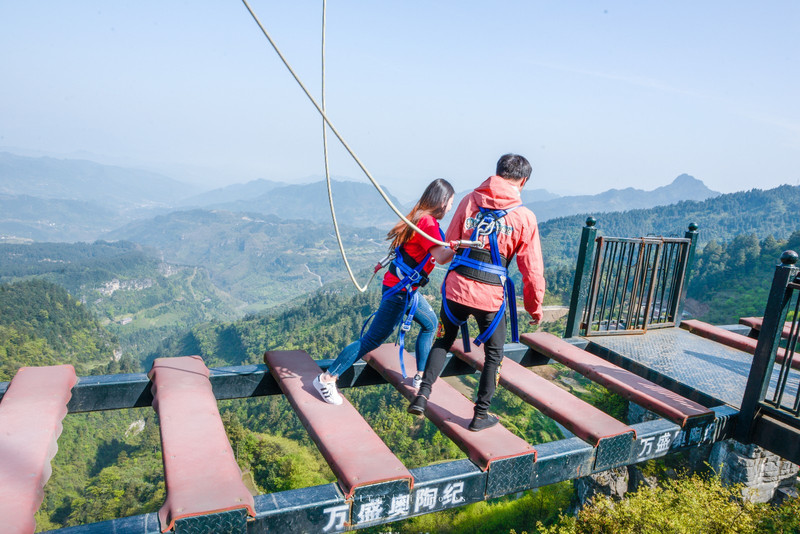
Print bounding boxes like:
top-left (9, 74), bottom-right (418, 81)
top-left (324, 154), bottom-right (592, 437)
top-left (240, 0), bottom-right (458, 246)
top-left (319, 0), bottom-right (376, 292)
top-left (241, 1), bottom-right (480, 292)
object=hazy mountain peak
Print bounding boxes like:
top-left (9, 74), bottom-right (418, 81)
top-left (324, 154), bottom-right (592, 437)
top-left (528, 174), bottom-right (721, 222)
top-left (673, 173), bottom-right (698, 183)
top-left (201, 179), bottom-right (405, 228)
top-left (0, 151), bottom-right (196, 207)
top-left (178, 178), bottom-right (289, 207)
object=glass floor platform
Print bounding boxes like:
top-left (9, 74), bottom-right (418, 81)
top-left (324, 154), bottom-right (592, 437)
top-left (583, 327), bottom-right (799, 411)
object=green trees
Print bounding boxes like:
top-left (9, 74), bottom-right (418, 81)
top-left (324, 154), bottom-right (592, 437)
top-left (539, 185), bottom-right (800, 270)
top-left (31, 410), bottom-right (165, 530)
top-left (0, 279), bottom-right (119, 379)
top-left (359, 483), bottom-right (574, 534)
top-left (65, 451), bottom-right (165, 527)
top-left (5, 215), bottom-right (800, 531)
top-left (145, 289), bottom-right (385, 368)
top-left (221, 410), bottom-right (331, 493)
top-left (533, 474), bottom-right (800, 534)
top-left (688, 231), bottom-right (800, 324)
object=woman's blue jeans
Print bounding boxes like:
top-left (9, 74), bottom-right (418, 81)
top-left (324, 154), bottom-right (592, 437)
top-left (327, 286), bottom-right (437, 377)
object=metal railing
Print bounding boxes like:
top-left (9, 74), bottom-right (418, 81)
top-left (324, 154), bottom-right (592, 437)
top-left (737, 251), bottom-right (800, 464)
top-left (0, 343), bottom-right (732, 534)
top-left (740, 251), bottom-right (800, 429)
top-left (565, 219), bottom-right (699, 338)
top-left (764, 282), bottom-right (800, 417)
top-left (583, 236), bottom-right (691, 335)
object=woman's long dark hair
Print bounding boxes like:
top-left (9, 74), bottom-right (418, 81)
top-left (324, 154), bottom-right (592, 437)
top-left (387, 178), bottom-right (455, 250)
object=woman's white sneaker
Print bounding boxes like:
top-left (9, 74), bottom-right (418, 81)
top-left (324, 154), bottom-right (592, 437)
top-left (313, 374), bottom-right (343, 405)
top-left (412, 374), bottom-right (422, 391)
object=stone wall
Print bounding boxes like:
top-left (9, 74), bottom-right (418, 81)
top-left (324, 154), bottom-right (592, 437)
top-left (709, 440), bottom-right (798, 503)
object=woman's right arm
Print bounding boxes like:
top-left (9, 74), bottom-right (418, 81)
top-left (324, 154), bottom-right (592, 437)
top-left (428, 245), bottom-right (454, 265)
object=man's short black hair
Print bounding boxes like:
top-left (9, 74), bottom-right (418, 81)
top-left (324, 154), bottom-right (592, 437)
top-left (496, 154), bottom-right (532, 181)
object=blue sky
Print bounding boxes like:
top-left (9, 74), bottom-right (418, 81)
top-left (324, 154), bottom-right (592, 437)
top-left (1, 1), bottom-right (798, 198)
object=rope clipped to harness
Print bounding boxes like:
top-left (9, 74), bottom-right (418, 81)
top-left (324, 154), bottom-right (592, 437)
top-left (442, 206), bottom-right (521, 351)
top-left (241, 0), bottom-right (483, 294)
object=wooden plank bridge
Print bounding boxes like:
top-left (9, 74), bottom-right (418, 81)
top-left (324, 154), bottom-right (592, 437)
top-left (1, 219), bottom-right (799, 533)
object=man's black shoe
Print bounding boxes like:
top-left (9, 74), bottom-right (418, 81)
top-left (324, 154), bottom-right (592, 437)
top-left (407, 394), bottom-right (428, 415)
top-left (468, 413), bottom-right (499, 432)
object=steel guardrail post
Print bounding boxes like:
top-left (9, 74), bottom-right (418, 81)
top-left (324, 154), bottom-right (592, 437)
top-left (565, 217), bottom-right (597, 338)
top-left (671, 222), bottom-right (699, 326)
top-left (737, 250), bottom-right (799, 443)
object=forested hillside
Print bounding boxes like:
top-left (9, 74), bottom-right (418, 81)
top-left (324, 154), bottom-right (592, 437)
top-left (539, 184), bottom-right (800, 268)
top-left (0, 240), bottom-right (243, 357)
top-left (0, 279), bottom-right (128, 380)
top-left (688, 230), bottom-right (800, 324)
top-left (526, 173), bottom-right (719, 223)
top-left (207, 179), bottom-right (409, 228)
top-left (104, 209), bottom-right (386, 309)
top-left (14, 287), bottom-right (572, 531)
top-left (0, 152), bottom-right (192, 208)
top-left (4, 184), bottom-right (800, 531)
top-left (0, 194), bottom-right (123, 242)
top-left (0, 241), bottom-right (159, 294)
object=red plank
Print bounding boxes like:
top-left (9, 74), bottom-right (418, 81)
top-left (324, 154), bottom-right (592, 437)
top-left (149, 356), bottom-right (255, 532)
top-left (264, 350), bottom-right (412, 498)
top-left (682, 319), bottom-right (798, 370)
top-left (520, 332), bottom-right (712, 427)
top-left (365, 344), bottom-right (536, 470)
top-left (450, 340), bottom-right (635, 446)
top-left (739, 316), bottom-right (794, 340)
top-left (0, 365), bottom-right (76, 534)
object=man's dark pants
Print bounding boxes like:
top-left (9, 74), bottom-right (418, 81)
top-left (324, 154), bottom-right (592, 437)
top-left (419, 299), bottom-right (506, 417)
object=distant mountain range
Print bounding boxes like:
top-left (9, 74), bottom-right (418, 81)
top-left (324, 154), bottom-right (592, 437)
top-left (98, 183), bottom-right (800, 311)
top-left (177, 178), bottom-right (289, 207)
top-left (172, 175), bottom-right (716, 225)
top-left (0, 194), bottom-right (122, 242)
top-left (526, 174), bottom-right (720, 222)
top-left (193, 180), bottom-right (408, 228)
top-left (521, 188), bottom-right (560, 204)
top-left (0, 152), bottom-right (198, 241)
top-left (0, 152), bottom-right (746, 247)
top-left (538, 184), bottom-right (800, 268)
top-left (0, 152), bottom-right (195, 208)
top-left (3, 151), bottom-right (799, 314)
top-left (0, 153), bottom-right (409, 240)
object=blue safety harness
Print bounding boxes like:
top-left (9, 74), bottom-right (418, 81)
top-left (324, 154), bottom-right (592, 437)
top-left (442, 206), bottom-right (521, 351)
top-left (362, 228), bottom-right (445, 378)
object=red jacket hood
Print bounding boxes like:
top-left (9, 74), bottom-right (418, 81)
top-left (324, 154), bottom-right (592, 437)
top-left (471, 176), bottom-right (523, 210)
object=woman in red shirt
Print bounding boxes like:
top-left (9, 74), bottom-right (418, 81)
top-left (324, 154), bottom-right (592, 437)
top-left (314, 179), bottom-right (455, 405)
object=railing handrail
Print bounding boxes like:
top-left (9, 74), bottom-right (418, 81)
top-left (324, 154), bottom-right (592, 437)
top-left (597, 236), bottom-right (692, 245)
top-left (565, 219), bottom-right (699, 338)
top-left (0, 344), bottom-right (535, 414)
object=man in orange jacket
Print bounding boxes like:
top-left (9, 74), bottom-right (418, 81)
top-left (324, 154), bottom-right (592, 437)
top-left (408, 153), bottom-right (545, 431)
